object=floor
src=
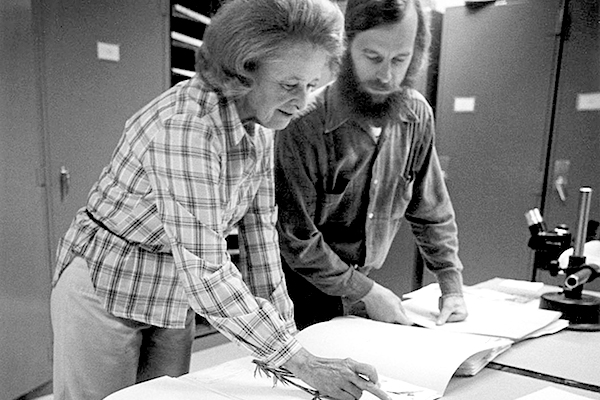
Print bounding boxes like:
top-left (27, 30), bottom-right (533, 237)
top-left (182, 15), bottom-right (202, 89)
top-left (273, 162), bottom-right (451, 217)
top-left (28, 332), bottom-right (247, 400)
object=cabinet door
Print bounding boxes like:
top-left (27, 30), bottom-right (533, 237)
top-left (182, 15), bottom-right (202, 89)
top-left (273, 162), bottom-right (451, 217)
top-left (1, 2), bottom-right (53, 398)
top-left (435, 0), bottom-right (563, 284)
top-left (37, 0), bottom-right (169, 259)
top-left (541, 0), bottom-right (600, 291)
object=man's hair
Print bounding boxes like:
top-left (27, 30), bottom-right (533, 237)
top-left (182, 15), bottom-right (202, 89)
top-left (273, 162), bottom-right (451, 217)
top-left (344, 0), bottom-right (430, 88)
top-left (196, 0), bottom-right (345, 98)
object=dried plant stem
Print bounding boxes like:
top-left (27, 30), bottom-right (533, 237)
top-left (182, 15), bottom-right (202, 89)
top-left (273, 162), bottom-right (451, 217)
top-left (252, 359), bottom-right (323, 400)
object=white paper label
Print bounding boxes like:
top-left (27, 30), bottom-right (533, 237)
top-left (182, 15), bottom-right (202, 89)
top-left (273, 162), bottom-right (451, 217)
top-left (97, 42), bottom-right (120, 62)
top-left (454, 97), bottom-right (476, 113)
top-left (576, 92), bottom-right (600, 111)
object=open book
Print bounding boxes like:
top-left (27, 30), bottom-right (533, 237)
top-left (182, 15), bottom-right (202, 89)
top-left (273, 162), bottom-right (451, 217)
top-left (401, 282), bottom-right (568, 341)
top-left (106, 316), bottom-right (511, 400)
top-left (295, 316), bottom-right (512, 399)
top-left (182, 316), bottom-right (510, 400)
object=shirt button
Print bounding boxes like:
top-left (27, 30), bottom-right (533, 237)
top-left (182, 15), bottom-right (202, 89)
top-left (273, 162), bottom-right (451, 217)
top-left (368, 213), bottom-right (374, 219)
top-left (373, 179), bottom-right (379, 185)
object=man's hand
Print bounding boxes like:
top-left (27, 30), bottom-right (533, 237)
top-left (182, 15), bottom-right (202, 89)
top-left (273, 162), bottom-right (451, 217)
top-left (283, 348), bottom-right (391, 400)
top-left (436, 294), bottom-right (468, 325)
top-left (361, 282), bottom-right (413, 325)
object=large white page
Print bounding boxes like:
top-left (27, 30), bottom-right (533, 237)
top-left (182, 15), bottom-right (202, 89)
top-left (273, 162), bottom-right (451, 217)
top-left (295, 316), bottom-right (510, 396)
top-left (402, 284), bottom-right (564, 340)
top-left (185, 358), bottom-right (317, 399)
top-left (105, 375), bottom-right (232, 400)
top-left (185, 356), bottom-right (439, 400)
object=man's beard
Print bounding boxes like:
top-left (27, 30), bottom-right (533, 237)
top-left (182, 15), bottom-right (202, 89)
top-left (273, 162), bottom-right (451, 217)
top-left (338, 53), bottom-right (409, 125)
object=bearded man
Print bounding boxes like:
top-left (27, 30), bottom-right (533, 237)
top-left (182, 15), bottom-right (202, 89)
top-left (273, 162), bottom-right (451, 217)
top-left (274, 0), bottom-right (468, 330)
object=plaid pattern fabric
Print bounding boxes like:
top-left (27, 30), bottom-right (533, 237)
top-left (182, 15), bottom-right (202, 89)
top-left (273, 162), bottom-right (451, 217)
top-left (53, 76), bottom-right (300, 366)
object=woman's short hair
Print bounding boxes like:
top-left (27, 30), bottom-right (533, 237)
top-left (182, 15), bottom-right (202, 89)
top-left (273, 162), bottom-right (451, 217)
top-left (196, 0), bottom-right (345, 98)
top-left (344, 0), bottom-right (430, 88)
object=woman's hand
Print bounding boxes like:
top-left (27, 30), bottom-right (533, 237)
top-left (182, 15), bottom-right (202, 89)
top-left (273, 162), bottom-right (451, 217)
top-left (283, 348), bottom-right (391, 400)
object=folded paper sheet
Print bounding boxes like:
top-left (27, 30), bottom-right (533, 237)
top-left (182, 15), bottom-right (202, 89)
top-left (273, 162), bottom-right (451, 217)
top-left (402, 284), bottom-right (566, 341)
top-left (296, 316), bottom-right (512, 397)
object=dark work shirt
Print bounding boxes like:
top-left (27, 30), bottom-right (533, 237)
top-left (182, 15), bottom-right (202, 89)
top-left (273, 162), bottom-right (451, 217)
top-left (275, 81), bottom-right (464, 303)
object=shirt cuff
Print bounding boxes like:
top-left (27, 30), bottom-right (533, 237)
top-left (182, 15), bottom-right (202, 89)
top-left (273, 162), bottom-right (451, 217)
top-left (342, 269), bottom-right (374, 303)
top-left (262, 336), bottom-right (304, 367)
top-left (435, 268), bottom-right (464, 297)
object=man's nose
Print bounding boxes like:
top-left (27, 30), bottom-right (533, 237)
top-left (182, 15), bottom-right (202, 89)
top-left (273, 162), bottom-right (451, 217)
top-left (376, 62), bottom-right (392, 83)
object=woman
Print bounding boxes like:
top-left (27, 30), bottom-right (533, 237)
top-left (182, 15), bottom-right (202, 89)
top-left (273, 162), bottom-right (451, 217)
top-left (51, 0), bottom-right (389, 399)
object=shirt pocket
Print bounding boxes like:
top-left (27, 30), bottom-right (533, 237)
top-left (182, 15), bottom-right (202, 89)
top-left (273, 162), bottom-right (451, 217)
top-left (392, 139), bottom-right (419, 215)
top-left (391, 174), bottom-right (415, 219)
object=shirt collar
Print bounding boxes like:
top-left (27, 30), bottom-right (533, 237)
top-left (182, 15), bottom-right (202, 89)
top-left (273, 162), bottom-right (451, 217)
top-left (323, 80), bottom-right (420, 133)
top-left (192, 75), bottom-right (253, 146)
top-left (221, 95), bottom-right (249, 146)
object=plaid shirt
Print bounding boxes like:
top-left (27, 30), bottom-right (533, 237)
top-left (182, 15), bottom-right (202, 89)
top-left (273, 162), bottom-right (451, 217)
top-left (53, 76), bottom-right (301, 366)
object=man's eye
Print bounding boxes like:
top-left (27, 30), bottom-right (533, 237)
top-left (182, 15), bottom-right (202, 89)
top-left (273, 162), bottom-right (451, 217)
top-left (281, 83), bottom-right (297, 91)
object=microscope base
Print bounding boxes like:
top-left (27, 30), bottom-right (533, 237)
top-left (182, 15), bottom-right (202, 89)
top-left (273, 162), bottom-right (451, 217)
top-left (540, 292), bottom-right (600, 331)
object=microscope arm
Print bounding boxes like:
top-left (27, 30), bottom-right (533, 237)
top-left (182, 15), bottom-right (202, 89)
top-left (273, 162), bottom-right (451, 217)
top-left (565, 263), bottom-right (600, 291)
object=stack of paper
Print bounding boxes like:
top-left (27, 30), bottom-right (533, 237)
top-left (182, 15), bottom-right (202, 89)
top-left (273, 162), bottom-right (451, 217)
top-left (473, 277), bottom-right (548, 302)
top-left (402, 283), bottom-right (567, 341)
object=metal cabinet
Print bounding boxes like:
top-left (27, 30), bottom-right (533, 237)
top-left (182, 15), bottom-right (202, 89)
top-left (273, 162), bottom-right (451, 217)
top-left (6, 1), bottom-right (169, 398)
top-left (37, 0), bottom-right (170, 262)
top-left (1, 2), bottom-right (53, 398)
top-left (434, 0), bottom-right (599, 289)
top-left (539, 0), bottom-right (600, 290)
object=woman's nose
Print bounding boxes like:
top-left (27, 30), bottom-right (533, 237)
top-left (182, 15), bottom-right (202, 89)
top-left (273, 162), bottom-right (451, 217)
top-left (293, 86), bottom-right (310, 110)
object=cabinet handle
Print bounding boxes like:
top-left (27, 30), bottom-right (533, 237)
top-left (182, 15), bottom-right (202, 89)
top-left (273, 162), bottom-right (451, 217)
top-left (555, 176), bottom-right (567, 202)
top-left (553, 159), bottom-right (570, 203)
top-left (60, 166), bottom-right (70, 202)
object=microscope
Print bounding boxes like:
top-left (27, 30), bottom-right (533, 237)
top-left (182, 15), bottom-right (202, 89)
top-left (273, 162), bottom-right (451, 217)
top-left (526, 187), bottom-right (600, 331)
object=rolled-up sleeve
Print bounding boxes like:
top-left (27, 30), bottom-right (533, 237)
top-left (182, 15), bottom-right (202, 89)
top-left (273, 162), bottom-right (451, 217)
top-left (405, 116), bottom-right (464, 297)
